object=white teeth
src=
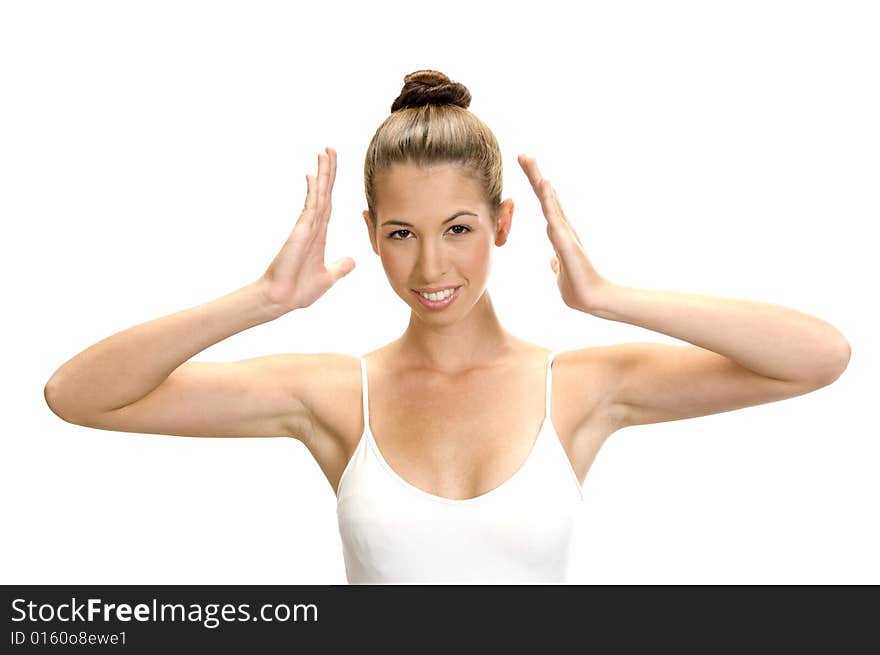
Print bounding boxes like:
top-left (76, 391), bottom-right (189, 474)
top-left (419, 288), bottom-right (456, 301)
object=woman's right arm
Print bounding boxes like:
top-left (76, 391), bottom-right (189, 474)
top-left (44, 147), bottom-right (355, 440)
top-left (43, 281), bottom-right (304, 436)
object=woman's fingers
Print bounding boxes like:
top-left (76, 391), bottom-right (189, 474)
top-left (326, 147), bottom-right (337, 200)
top-left (296, 148), bottom-right (337, 233)
top-left (311, 152), bottom-right (324, 223)
top-left (550, 185), bottom-right (583, 245)
top-left (519, 154), bottom-right (585, 250)
top-left (303, 174), bottom-right (315, 212)
top-left (315, 147), bottom-right (338, 222)
top-left (519, 154), bottom-right (549, 198)
top-left (321, 148), bottom-right (336, 238)
top-left (517, 153), bottom-right (541, 194)
top-left (305, 150), bottom-right (326, 224)
top-left (317, 151), bottom-right (328, 209)
top-left (518, 154), bottom-right (559, 224)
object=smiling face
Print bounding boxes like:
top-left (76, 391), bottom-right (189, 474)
top-left (363, 163), bottom-right (513, 323)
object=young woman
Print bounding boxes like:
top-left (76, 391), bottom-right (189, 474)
top-left (44, 69), bottom-right (851, 584)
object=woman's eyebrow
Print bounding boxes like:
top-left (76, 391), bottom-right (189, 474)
top-left (381, 210), bottom-right (478, 228)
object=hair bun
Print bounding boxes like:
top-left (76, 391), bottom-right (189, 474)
top-left (390, 69), bottom-right (472, 113)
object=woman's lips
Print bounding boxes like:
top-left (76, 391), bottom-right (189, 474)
top-left (411, 286), bottom-right (462, 310)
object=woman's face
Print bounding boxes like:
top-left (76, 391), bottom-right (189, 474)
top-left (363, 163), bottom-right (512, 323)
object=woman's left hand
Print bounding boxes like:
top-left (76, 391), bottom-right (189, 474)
top-left (518, 154), bottom-right (612, 313)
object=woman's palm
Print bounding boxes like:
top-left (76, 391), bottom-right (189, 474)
top-left (260, 147), bottom-right (355, 311)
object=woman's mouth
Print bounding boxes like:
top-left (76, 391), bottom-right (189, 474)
top-left (411, 286), bottom-right (462, 310)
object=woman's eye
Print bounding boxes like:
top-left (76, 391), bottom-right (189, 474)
top-left (388, 225), bottom-right (471, 240)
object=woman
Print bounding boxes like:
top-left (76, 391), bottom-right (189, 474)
top-left (44, 69), bottom-right (851, 584)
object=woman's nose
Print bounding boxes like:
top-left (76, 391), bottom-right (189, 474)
top-left (417, 240), bottom-right (451, 280)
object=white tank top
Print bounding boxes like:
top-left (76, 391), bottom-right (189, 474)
top-left (336, 350), bottom-right (584, 584)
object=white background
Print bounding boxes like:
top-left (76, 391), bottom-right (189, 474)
top-left (2, 0), bottom-right (876, 584)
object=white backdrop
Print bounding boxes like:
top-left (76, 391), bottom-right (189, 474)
top-left (2, 0), bottom-right (876, 584)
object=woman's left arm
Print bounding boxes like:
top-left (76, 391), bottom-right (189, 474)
top-left (589, 284), bottom-right (849, 383)
top-left (518, 154), bottom-right (850, 431)
top-left (517, 153), bottom-right (850, 384)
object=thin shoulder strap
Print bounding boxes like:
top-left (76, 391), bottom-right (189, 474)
top-left (545, 349), bottom-right (558, 415)
top-left (359, 356), bottom-right (370, 427)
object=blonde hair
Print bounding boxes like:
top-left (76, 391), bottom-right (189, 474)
top-left (363, 70), bottom-right (503, 228)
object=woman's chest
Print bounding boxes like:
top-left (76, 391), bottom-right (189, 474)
top-left (307, 352), bottom-right (614, 500)
top-left (364, 371), bottom-right (550, 500)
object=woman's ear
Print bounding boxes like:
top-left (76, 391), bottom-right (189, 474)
top-left (363, 210), bottom-right (379, 255)
top-left (494, 199), bottom-right (514, 246)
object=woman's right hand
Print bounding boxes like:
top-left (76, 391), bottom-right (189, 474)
top-left (258, 147), bottom-right (356, 313)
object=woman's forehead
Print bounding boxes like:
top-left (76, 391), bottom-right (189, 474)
top-left (376, 163), bottom-right (483, 207)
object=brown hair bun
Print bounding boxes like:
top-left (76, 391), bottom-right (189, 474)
top-left (390, 69), bottom-right (472, 112)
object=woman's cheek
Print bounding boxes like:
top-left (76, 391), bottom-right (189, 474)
top-left (465, 240), bottom-right (492, 274)
top-left (380, 251), bottom-right (411, 287)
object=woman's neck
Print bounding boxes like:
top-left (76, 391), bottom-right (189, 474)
top-left (395, 290), bottom-right (517, 373)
